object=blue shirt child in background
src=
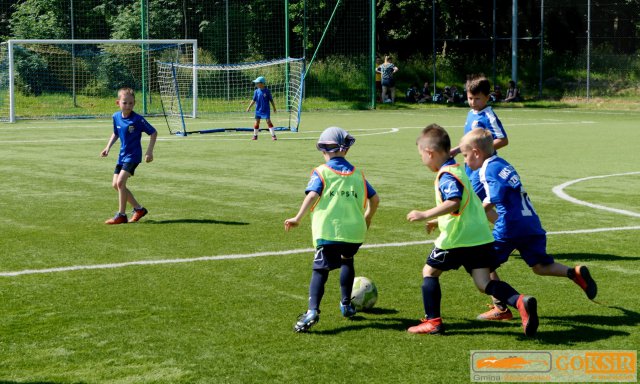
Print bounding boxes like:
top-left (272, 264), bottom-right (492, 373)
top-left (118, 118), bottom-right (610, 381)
top-left (100, 87), bottom-right (157, 225)
top-left (459, 128), bottom-right (597, 321)
top-left (246, 76), bottom-right (277, 141)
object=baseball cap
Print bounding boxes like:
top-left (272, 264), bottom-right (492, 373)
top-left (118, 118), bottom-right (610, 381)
top-left (252, 76), bottom-right (267, 84)
top-left (316, 126), bottom-right (356, 152)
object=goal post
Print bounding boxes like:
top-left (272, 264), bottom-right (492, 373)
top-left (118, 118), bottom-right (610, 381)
top-left (0, 39), bottom-right (197, 122)
top-left (157, 57), bottom-right (305, 136)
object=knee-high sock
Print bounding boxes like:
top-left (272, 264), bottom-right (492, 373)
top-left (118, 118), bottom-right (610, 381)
top-left (308, 269), bottom-right (329, 310)
top-left (422, 276), bottom-right (442, 319)
top-left (339, 258), bottom-right (355, 305)
top-left (485, 280), bottom-right (520, 308)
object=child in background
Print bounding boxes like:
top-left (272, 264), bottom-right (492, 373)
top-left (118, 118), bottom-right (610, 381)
top-left (246, 76), bottom-right (277, 140)
top-left (285, 127), bottom-right (380, 333)
top-left (450, 76), bottom-right (508, 193)
top-left (100, 87), bottom-right (157, 224)
top-left (459, 129), bottom-right (597, 321)
top-left (406, 124), bottom-right (538, 337)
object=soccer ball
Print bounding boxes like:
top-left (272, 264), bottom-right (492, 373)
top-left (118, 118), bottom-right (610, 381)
top-left (351, 276), bottom-right (378, 311)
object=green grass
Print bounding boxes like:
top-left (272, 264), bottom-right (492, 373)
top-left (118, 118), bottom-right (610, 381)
top-left (1, 107), bottom-right (639, 383)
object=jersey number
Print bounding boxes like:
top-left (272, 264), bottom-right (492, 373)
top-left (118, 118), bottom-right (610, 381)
top-left (520, 189), bottom-right (537, 217)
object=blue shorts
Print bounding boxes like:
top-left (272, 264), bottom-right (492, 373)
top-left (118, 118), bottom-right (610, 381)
top-left (494, 235), bottom-right (553, 267)
top-left (426, 242), bottom-right (497, 274)
top-left (254, 112), bottom-right (270, 120)
top-left (313, 243), bottom-right (361, 271)
top-left (114, 162), bottom-right (139, 176)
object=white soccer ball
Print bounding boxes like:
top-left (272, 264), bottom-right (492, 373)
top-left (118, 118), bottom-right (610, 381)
top-left (351, 276), bottom-right (378, 311)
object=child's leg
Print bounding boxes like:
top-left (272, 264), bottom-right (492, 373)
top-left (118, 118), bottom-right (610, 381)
top-left (533, 262), bottom-right (597, 300)
top-left (531, 262), bottom-right (569, 277)
top-left (308, 269), bottom-right (329, 311)
top-left (266, 118), bottom-right (275, 138)
top-left (253, 118), bottom-right (261, 138)
top-left (115, 171), bottom-right (140, 214)
top-left (421, 264), bottom-right (443, 319)
top-left (339, 257), bottom-right (355, 305)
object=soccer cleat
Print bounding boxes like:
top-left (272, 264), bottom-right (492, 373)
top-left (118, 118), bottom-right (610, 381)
top-left (294, 310), bottom-right (319, 333)
top-left (407, 317), bottom-right (444, 335)
top-left (130, 207), bottom-right (148, 222)
top-left (105, 213), bottom-right (127, 225)
top-left (572, 265), bottom-right (597, 300)
top-left (340, 301), bottom-right (357, 318)
top-left (516, 295), bottom-right (538, 337)
top-left (272, 135), bottom-right (277, 141)
top-left (477, 305), bottom-right (513, 321)
top-left (251, 135), bottom-right (258, 141)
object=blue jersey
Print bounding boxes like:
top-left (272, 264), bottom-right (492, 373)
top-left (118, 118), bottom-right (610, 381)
top-left (437, 158), bottom-right (464, 202)
top-left (463, 106), bottom-right (507, 139)
top-left (252, 87), bottom-right (273, 118)
top-left (305, 157), bottom-right (376, 199)
top-left (477, 155), bottom-right (546, 240)
top-left (112, 111), bottom-right (157, 164)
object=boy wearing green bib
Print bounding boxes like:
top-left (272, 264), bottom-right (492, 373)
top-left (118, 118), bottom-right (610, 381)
top-left (285, 127), bottom-right (380, 333)
top-left (406, 124), bottom-right (538, 337)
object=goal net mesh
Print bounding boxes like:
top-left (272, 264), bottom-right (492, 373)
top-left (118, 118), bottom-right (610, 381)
top-left (157, 57), bottom-right (305, 135)
top-left (0, 40), bottom-right (195, 121)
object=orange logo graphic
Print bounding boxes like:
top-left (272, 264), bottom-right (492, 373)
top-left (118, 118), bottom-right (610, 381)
top-left (477, 356), bottom-right (550, 370)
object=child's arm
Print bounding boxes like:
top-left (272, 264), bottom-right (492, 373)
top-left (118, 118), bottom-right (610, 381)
top-left (493, 137), bottom-right (508, 151)
top-left (100, 133), bottom-right (118, 157)
top-left (145, 131), bottom-right (157, 163)
top-left (407, 198), bottom-right (461, 222)
top-left (284, 191), bottom-right (320, 231)
top-left (364, 194), bottom-right (380, 229)
top-left (449, 145), bottom-right (461, 157)
top-left (270, 99), bottom-right (277, 113)
top-left (246, 100), bottom-right (256, 112)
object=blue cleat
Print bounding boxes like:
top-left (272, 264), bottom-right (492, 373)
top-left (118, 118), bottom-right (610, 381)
top-left (294, 310), bottom-right (319, 333)
top-left (340, 301), bottom-right (357, 318)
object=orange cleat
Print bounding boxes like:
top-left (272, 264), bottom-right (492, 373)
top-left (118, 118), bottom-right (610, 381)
top-left (407, 317), bottom-right (444, 335)
top-left (477, 305), bottom-right (513, 321)
top-left (130, 207), bottom-right (148, 223)
top-left (105, 213), bottom-right (127, 225)
top-left (572, 265), bottom-right (597, 300)
top-left (516, 295), bottom-right (538, 337)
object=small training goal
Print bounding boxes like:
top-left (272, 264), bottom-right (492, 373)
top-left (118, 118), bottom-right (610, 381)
top-left (157, 57), bottom-right (305, 136)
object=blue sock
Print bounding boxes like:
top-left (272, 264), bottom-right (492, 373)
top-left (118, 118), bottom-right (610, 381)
top-left (485, 280), bottom-right (520, 308)
top-left (308, 269), bottom-right (329, 311)
top-left (339, 258), bottom-right (355, 305)
top-left (422, 276), bottom-right (441, 319)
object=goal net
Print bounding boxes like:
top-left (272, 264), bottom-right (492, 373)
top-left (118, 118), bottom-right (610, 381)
top-left (157, 57), bottom-right (305, 136)
top-left (0, 39), bottom-right (197, 122)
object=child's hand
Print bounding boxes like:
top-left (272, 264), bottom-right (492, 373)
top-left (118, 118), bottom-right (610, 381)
top-left (100, 148), bottom-right (109, 157)
top-left (284, 218), bottom-right (299, 231)
top-left (406, 210), bottom-right (426, 222)
top-left (145, 152), bottom-right (154, 163)
top-left (426, 220), bottom-right (438, 234)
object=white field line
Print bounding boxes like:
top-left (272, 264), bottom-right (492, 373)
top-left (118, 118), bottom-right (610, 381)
top-left (1, 226), bottom-right (639, 278)
top-left (552, 172), bottom-right (640, 218)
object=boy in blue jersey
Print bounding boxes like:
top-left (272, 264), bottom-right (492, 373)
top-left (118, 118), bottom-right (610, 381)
top-left (450, 76), bottom-right (508, 193)
top-left (459, 129), bottom-right (597, 321)
top-left (100, 88), bottom-right (157, 224)
top-left (246, 76), bottom-right (277, 141)
top-left (284, 127), bottom-right (380, 333)
top-left (406, 124), bottom-right (538, 337)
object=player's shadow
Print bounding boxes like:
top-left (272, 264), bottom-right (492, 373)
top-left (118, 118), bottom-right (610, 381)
top-left (314, 307), bottom-right (408, 335)
top-left (0, 382), bottom-right (86, 384)
top-left (143, 218), bottom-right (249, 225)
top-left (552, 252), bottom-right (640, 262)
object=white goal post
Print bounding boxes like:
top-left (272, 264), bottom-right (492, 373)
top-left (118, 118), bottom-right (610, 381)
top-left (0, 39), bottom-right (197, 122)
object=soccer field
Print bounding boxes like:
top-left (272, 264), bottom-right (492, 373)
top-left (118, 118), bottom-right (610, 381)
top-left (1, 107), bottom-right (639, 383)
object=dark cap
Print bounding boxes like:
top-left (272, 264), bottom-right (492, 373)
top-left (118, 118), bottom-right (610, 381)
top-left (316, 126), bottom-right (355, 152)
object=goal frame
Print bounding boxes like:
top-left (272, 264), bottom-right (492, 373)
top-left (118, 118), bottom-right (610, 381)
top-left (3, 39), bottom-right (198, 123)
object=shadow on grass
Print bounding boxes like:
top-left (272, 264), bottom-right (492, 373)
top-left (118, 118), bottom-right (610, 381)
top-left (0, 382), bottom-right (86, 384)
top-left (143, 218), bottom-right (249, 225)
top-left (552, 252), bottom-right (640, 262)
top-left (314, 305), bottom-right (640, 342)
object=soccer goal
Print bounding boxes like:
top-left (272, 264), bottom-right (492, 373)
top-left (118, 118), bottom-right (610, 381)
top-left (0, 39), bottom-right (197, 122)
top-left (157, 57), bottom-right (305, 136)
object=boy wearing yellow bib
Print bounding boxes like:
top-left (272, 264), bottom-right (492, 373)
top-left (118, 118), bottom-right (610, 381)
top-left (406, 124), bottom-right (538, 337)
top-left (285, 127), bottom-right (380, 333)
